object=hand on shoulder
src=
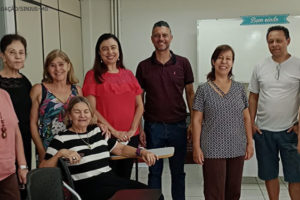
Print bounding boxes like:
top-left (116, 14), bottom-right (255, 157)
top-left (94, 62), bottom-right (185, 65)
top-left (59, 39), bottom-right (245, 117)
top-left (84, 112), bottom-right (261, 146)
top-left (76, 85), bottom-right (83, 96)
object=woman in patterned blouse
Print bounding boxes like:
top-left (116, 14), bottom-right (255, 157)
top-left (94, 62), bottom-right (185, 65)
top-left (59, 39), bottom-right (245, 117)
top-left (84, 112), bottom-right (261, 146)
top-left (192, 44), bottom-right (254, 200)
top-left (30, 50), bottom-right (82, 164)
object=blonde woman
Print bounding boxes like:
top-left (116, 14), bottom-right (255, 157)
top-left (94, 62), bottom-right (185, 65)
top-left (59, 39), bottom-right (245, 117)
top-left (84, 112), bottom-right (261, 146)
top-left (30, 49), bottom-right (82, 163)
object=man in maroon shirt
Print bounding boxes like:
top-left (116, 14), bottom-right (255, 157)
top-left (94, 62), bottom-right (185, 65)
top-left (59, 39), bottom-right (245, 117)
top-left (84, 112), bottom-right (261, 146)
top-left (136, 21), bottom-right (194, 200)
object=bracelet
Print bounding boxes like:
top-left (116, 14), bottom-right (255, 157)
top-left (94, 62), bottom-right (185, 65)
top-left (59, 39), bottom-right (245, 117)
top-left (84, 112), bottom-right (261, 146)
top-left (136, 147), bottom-right (144, 156)
top-left (19, 165), bottom-right (28, 170)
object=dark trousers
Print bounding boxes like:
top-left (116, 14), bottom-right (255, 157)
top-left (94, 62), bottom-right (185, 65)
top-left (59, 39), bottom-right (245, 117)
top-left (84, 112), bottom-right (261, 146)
top-left (110, 135), bottom-right (139, 179)
top-left (203, 156), bottom-right (244, 200)
top-left (0, 173), bottom-right (20, 200)
top-left (21, 128), bottom-right (32, 170)
top-left (144, 120), bottom-right (187, 200)
top-left (74, 171), bottom-right (148, 200)
top-left (19, 128), bottom-right (31, 200)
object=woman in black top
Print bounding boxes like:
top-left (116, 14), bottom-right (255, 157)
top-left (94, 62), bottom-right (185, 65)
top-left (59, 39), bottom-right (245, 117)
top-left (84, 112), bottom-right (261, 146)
top-left (0, 34), bottom-right (32, 171)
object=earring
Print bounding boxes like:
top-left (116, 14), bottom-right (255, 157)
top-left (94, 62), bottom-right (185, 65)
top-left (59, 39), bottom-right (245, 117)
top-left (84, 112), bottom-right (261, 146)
top-left (100, 59), bottom-right (103, 63)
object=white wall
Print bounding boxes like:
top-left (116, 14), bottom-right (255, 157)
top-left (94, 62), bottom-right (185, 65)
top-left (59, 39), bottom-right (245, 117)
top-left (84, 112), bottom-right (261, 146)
top-left (12, 0), bottom-right (83, 85)
top-left (81, 0), bottom-right (300, 176)
top-left (120, 0), bottom-right (300, 81)
top-left (82, 0), bottom-right (300, 78)
top-left (2, 0), bottom-right (15, 34)
top-left (81, 0), bottom-right (112, 74)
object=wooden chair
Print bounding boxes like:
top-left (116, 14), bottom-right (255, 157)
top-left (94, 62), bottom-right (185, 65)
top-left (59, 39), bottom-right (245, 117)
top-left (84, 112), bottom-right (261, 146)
top-left (111, 147), bottom-right (175, 181)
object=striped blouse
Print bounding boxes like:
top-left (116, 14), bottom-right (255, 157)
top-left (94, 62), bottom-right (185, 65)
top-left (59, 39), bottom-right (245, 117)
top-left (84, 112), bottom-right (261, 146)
top-left (45, 125), bottom-right (117, 182)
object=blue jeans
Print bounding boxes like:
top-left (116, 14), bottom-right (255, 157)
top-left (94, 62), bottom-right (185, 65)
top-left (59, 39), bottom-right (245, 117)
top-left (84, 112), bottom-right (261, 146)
top-left (144, 120), bottom-right (187, 200)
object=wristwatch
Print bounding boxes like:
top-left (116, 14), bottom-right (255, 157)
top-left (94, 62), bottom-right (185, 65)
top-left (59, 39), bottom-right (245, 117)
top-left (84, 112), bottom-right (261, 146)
top-left (136, 147), bottom-right (145, 156)
top-left (19, 165), bottom-right (28, 170)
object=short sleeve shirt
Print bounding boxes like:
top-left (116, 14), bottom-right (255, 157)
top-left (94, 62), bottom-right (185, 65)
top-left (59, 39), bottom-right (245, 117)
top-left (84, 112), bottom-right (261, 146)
top-left (136, 51), bottom-right (194, 123)
top-left (82, 68), bottom-right (142, 135)
top-left (193, 81), bottom-right (248, 158)
top-left (45, 125), bottom-right (117, 182)
top-left (248, 56), bottom-right (300, 131)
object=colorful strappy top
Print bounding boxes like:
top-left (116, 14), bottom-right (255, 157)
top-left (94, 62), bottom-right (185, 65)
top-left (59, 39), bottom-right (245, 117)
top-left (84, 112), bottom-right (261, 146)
top-left (38, 84), bottom-right (78, 149)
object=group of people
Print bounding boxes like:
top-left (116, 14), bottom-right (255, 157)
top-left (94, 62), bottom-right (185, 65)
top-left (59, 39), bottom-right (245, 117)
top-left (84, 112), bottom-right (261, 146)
top-left (0, 20), bottom-right (299, 200)
top-left (192, 25), bottom-right (300, 200)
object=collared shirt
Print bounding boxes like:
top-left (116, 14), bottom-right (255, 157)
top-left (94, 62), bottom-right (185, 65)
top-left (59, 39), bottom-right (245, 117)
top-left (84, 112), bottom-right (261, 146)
top-left (136, 51), bottom-right (194, 123)
top-left (248, 56), bottom-right (300, 131)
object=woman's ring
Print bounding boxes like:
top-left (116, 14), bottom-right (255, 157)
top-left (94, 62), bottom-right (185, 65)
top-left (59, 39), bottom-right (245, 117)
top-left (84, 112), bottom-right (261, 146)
top-left (72, 156), bottom-right (76, 160)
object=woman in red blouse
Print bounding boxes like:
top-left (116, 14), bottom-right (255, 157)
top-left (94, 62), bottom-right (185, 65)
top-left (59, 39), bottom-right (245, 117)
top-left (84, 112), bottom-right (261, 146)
top-left (82, 33), bottom-right (144, 179)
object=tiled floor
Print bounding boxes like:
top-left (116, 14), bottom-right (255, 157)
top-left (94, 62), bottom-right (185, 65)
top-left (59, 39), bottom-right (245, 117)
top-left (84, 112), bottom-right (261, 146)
top-left (131, 161), bottom-right (290, 200)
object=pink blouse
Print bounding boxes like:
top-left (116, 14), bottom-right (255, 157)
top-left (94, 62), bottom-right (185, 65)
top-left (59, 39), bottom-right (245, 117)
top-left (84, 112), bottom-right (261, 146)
top-left (0, 89), bottom-right (19, 181)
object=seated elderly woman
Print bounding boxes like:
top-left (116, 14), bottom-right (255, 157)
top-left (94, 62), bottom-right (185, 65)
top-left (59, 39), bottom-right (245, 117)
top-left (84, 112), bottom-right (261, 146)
top-left (40, 96), bottom-right (158, 200)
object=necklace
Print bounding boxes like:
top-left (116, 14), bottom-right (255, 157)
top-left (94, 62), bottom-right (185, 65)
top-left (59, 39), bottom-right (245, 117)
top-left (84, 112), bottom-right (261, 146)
top-left (73, 129), bottom-right (92, 149)
top-left (0, 112), bottom-right (7, 139)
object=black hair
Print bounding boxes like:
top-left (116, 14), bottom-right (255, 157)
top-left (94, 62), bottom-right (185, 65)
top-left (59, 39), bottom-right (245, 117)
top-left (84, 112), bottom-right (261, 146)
top-left (93, 33), bottom-right (125, 84)
top-left (266, 26), bottom-right (290, 40)
top-left (152, 21), bottom-right (171, 33)
top-left (0, 34), bottom-right (27, 54)
top-left (207, 44), bottom-right (235, 81)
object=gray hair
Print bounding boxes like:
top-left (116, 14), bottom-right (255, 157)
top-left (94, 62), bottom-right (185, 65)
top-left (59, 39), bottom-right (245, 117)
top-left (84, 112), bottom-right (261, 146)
top-left (152, 21), bottom-right (171, 33)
